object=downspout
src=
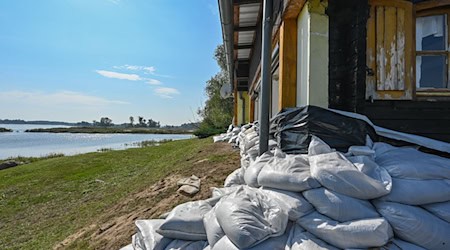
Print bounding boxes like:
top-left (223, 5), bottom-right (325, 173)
top-left (259, 0), bottom-right (273, 156)
top-left (218, 0), bottom-right (234, 95)
top-left (240, 92), bottom-right (246, 125)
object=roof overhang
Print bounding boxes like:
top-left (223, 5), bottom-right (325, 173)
top-left (219, 0), bottom-right (262, 92)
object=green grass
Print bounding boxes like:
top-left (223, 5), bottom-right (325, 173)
top-left (25, 126), bottom-right (192, 134)
top-left (0, 138), bottom-right (214, 250)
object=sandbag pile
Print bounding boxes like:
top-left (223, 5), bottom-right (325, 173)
top-left (122, 112), bottom-right (450, 249)
top-left (212, 125), bottom-right (242, 144)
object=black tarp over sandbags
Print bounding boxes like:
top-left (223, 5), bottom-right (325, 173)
top-left (270, 106), bottom-right (377, 154)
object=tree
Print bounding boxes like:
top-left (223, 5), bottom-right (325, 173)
top-left (99, 117), bottom-right (113, 127)
top-left (129, 116), bottom-right (134, 127)
top-left (137, 116), bottom-right (146, 127)
top-left (197, 44), bottom-right (234, 132)
top-left (147, 118), bottom-right (160, 128)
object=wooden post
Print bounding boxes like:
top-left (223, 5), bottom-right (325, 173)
top-left (278, 18), bottom-right (298, 109)
top-left (250, 98), bottom-right (255, 122)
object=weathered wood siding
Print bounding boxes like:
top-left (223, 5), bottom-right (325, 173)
top-left (328, 0), bottom-right (450, 142)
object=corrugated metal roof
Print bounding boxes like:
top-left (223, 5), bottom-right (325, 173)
top-left (238, 31), bottom-right (255, 45)
top-left (238, 48), bottom-right (252, 59)
top-left (239, 3), bottom-right (260, 27)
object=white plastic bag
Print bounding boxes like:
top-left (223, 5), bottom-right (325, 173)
top-left (285, 223), bottom-right (339, 250)
top-left (257, 149), bottom-right (320, 192)
top-left (374, 201), bottom-right (450, 250)
top-left (203, 205), bottom-right (224, 248)
top-left (303, 187), bottom-right (379, 222)
top-left (379, 178), bottom-right (450, 205)
top-left (134, 219), bottom-right (172, 250)
top-left (157, 200), bottom-right (212, 241)
top-left (260, 187), bottom-right (313, 221)
top-left (374, 144), bottom-right (450, 180)
top-left (244, 151), bottom-right (273, 187)
top-left (223, 168), bottom-right (245, 187)
top-left (422, 201), bottom-right (450, 223)
top-left (297, 211), bottom-right (393, 249)
top-left (214, 186), bottom-right (288, 249)
top-left (309, 137), bottom-right (392, 199)
top-left (164, 239), bottom-right (208, 250)
top-left (383, 239), bottom-right (427, 250)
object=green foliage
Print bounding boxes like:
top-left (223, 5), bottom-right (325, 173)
top-left (196, 44), bottom-right (234, 135)
top-left (193, 123), bottom-right (226, 139)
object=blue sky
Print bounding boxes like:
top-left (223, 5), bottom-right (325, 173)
top-left (0, 0), bottom-right (223, 125)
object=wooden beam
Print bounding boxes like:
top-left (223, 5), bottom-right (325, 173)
top-left (235, 44), bottom-right (253, 50)
top-left (278, 18), bottom-right (297, 109)
top-left (234, 26), bottom-right (257, 32)
top-left (415, 0), bottom-right (450, 12)
top-left (234, 89), bottom-right (238, 126)
top-left (283, 0), bottom-right (306, 19)
top-left (233, 0), bottom-right (260, 5)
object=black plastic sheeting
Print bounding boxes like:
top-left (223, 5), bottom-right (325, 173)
top-left (270, 106), bottom-right (378, 154)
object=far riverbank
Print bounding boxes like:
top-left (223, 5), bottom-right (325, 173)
top-left (25, 126), bottom-right (193, 134)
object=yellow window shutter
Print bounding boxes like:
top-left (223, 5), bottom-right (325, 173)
top-left (366, 0), bottom-right (414, 100)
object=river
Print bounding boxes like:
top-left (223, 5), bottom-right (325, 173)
top-left (0, 124), bottom-right (193, 159)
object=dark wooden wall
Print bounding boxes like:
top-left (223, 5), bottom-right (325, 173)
top-left (328, 0), bottom-right (450, 142)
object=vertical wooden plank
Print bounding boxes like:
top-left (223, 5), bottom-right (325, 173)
top-left (250, 98), bottom-right (255, 122)
top-left (278, 18), bottom-right (298, 109)
top-left (397, 7), bottom-right (405, 90)
top-left (376, 6), bottom-right (386, 91)
top-left (403, 1), bottom-right (414, 99)
top-left (366, 3), bottom-right (377, 99)
top-left (384, 6), bottom-right (397, 91)
top-left (233, 89), bottom-right (238, 126)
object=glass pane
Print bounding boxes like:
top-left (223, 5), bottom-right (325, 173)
top-left (416, 15), bottom-right (447, 51)
top-left (416, 55), bottom-right (447, 88)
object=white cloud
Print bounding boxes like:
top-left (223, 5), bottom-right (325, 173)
top-left (95, 70), bottom-right (142, 81)
top-left (113, 65), bottom-right (156, 74)
top-left (154, 87), bottom-right (180, 99)
top-left (147, 79), bottom-right (162, 85)
top-left (0, 90), bottom-right (128, 106)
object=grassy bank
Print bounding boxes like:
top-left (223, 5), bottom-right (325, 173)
top-left (0, 138), bottom-right (239, 249)
top-left (0, 127), bottom-right (12, 132)
top-left (25, 126), bottom-right (192, 134)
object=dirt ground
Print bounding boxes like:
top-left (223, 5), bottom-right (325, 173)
top-left (55, 142), bottom-right (240, 250)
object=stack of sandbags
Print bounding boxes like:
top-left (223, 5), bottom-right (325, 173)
top-left (123, 122), bottom-right (450, 250)
top-left (212, 124), bottom-right (241, 143)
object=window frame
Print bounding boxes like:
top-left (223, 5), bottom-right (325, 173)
top-left (415, 2), bottom-right (450, 95)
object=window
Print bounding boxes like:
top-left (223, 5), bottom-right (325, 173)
top-left (416, 10), bottom-right (450, 91)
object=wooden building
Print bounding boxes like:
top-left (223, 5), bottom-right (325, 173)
top-left (218, 0), bottom-right (450, 142)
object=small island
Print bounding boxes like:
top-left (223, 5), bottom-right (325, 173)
top-left (0, 127), bottom-right (12, 132)
top-left (25, 127), bottom-right (192, 134)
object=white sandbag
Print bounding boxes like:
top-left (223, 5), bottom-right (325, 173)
top-left (223, 168), bottom-right (245, 187)
top-left (309, 137), bottom-right (391, 199)
top-left (164, 240), bottom-right (208, 250)
top-left (244, 151), bottom-right (273, 187)
top-left (285, 223), bottom-right (339, 250)
top-left (203, 205), bottom-right (224, 248)
top-left (374, 201), bottom-right (450, 250)
top-left (374, 144), bottom-right (450, 180)
top-left (257, 148), bottom-right (320, 192)
top-left (346, 145), bottom-right (376, 159)
top-left (210, 186), bottom-right (241, 198)
top-left (379, 178), bottom-right (450, 205)
top-left (212, 222), bottom-right (292, 250)
top-left (120, 243), bottom-right (135, 250)
top-left (383, 239), bottom-right (427, 250)
top-left (303, 188), bottom-right (379, 222)
top-left (134, 219), bottom-right (172, 250)
top-left (215, 186), bottom-right (288, 249)
top-left (297, 211), bottom-right (393, 249)
top-left (422, 201), bottom-right (450, 223)
top-left (157, 200), bottom-right (212, 241)
top-left (260, 187), bottom-right (313, 221)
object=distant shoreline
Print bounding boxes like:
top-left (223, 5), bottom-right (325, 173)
top-left (25, 126), bottom-right (193, 135)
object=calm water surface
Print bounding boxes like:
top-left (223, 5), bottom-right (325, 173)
top-left (0, 124), bottom-right (193, 159)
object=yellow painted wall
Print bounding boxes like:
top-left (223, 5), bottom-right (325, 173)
top-left (237, 91), bottom-right (250, 125)
top-left (296, 0), bottom-right (329, 108)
